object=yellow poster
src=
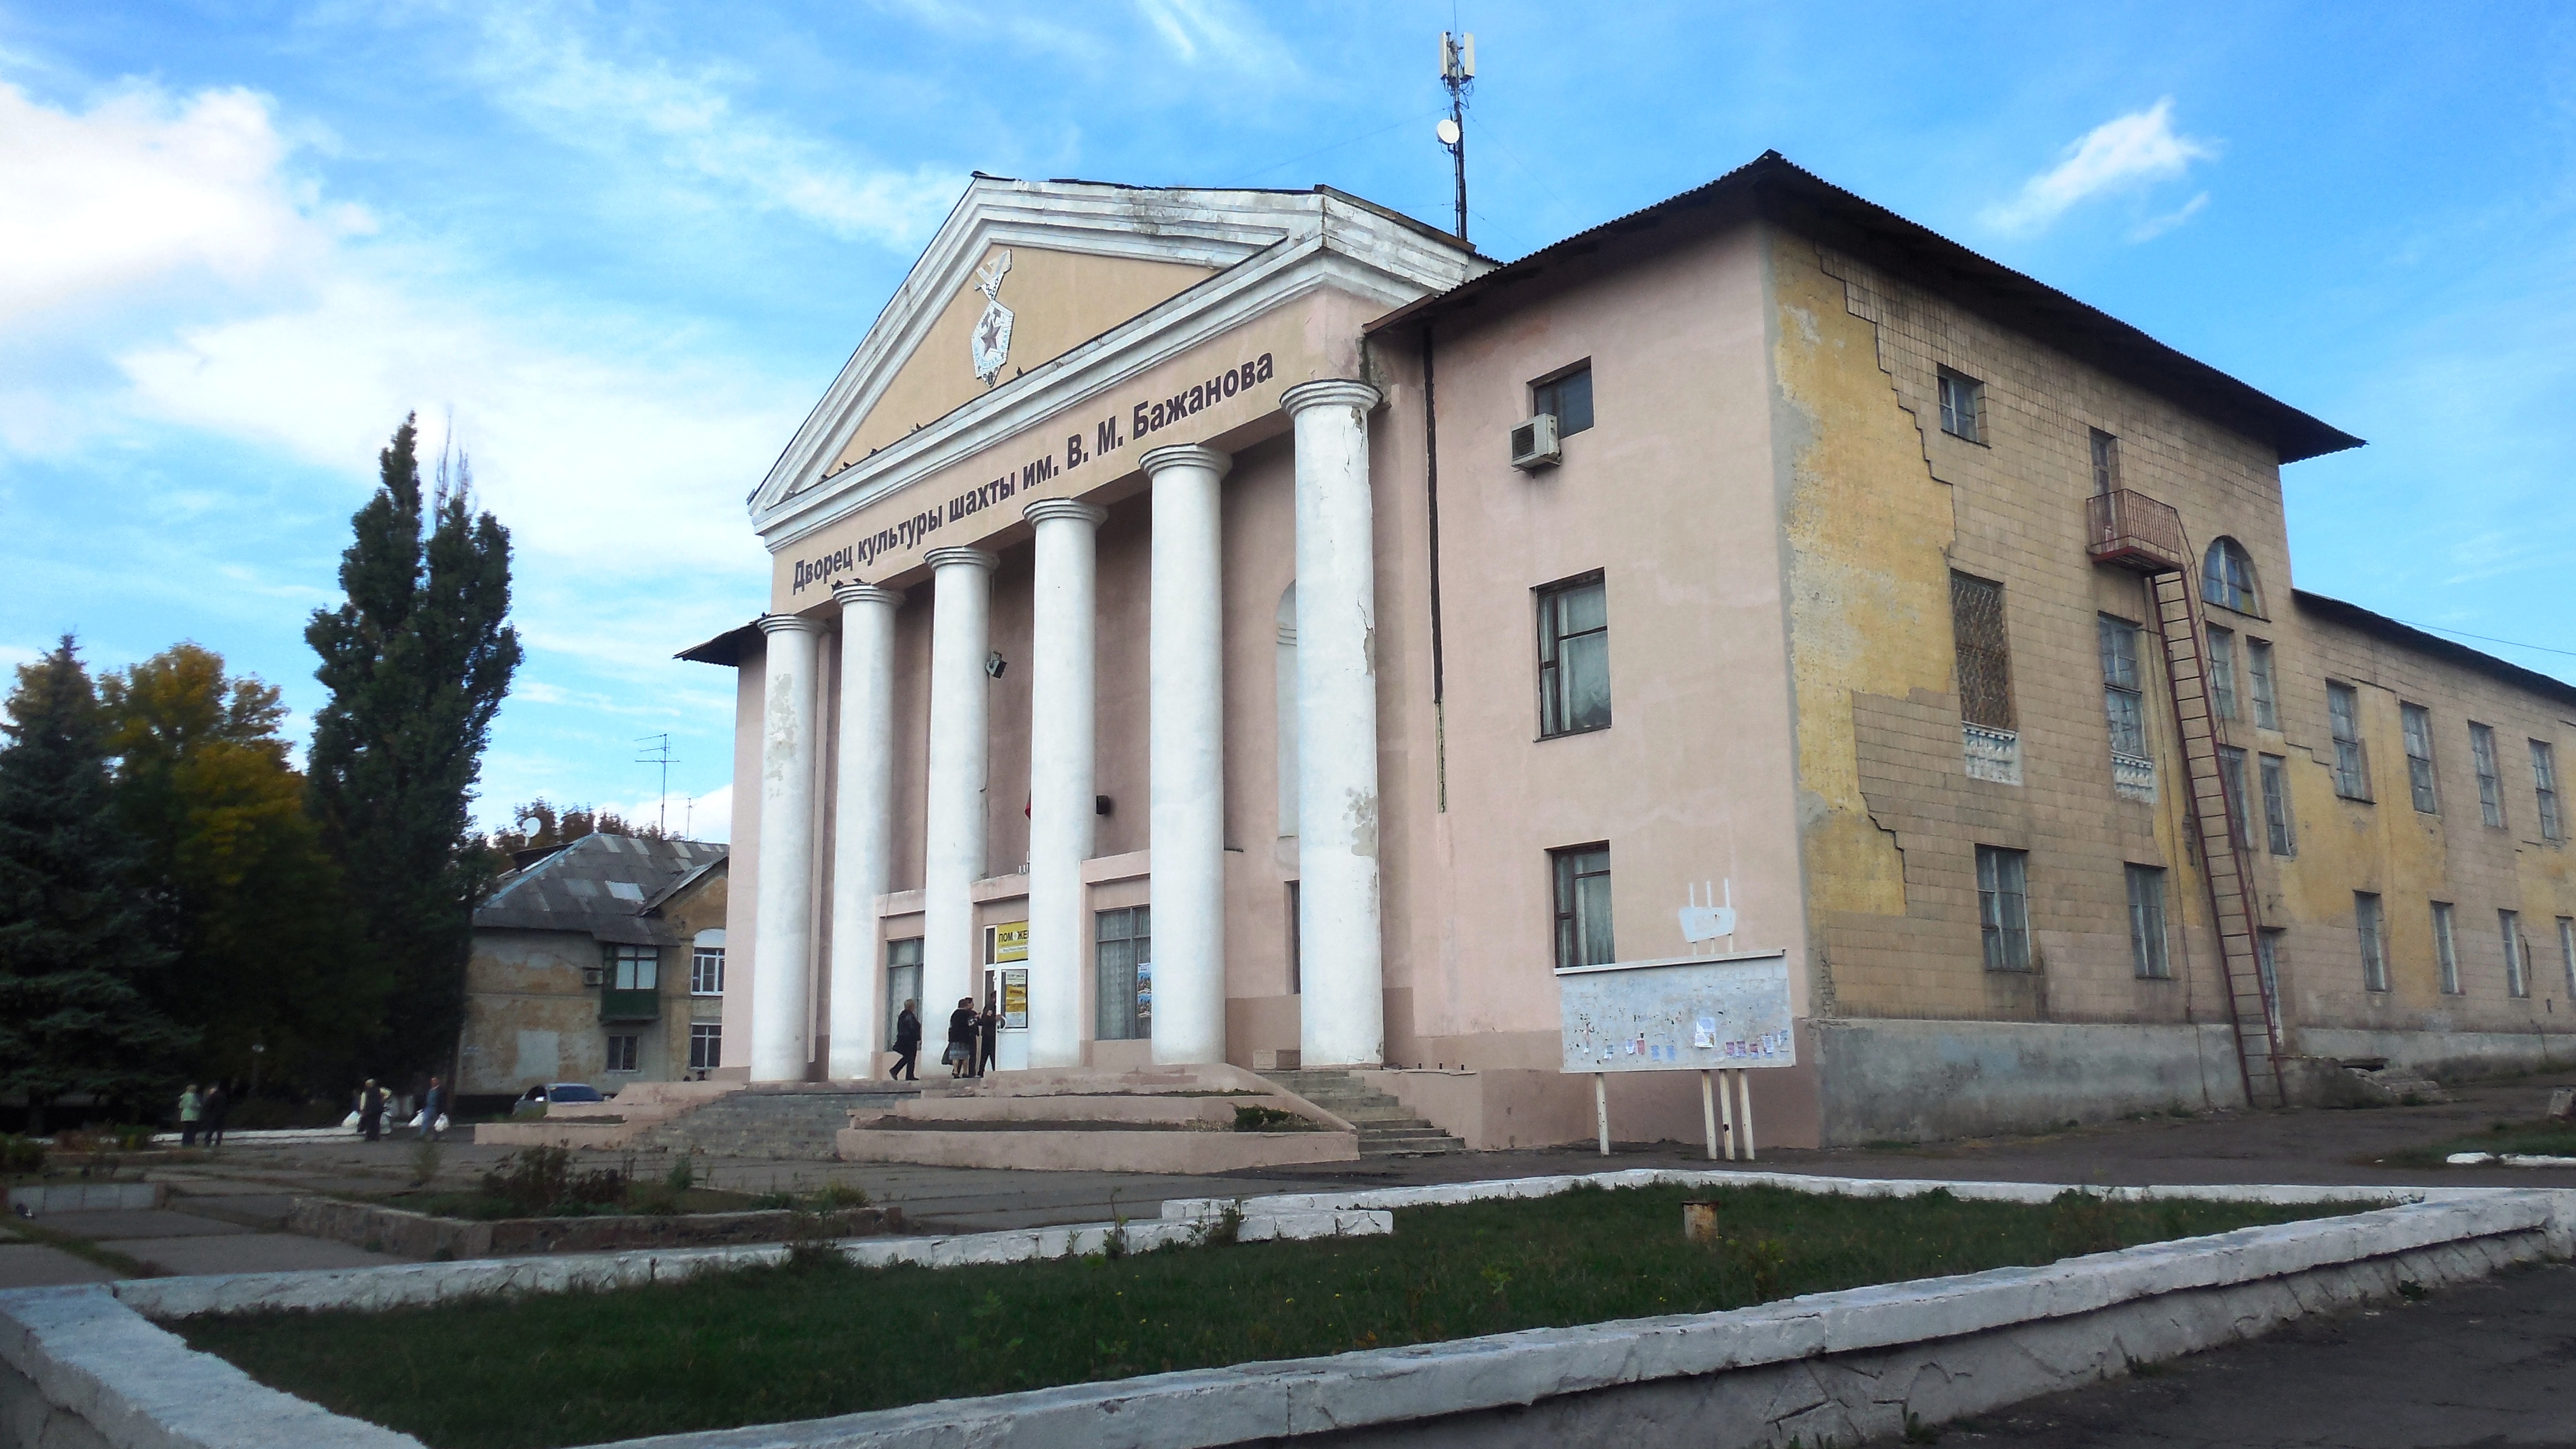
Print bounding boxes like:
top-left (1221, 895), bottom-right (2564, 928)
top-left (989, 921), bottom-right (1029, 963)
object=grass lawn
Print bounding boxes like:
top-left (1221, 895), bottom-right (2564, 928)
top-left (182, 1184), bottom-right (2362, 1449)
top-left (2376, 1117), bottom-right (2576, 1167)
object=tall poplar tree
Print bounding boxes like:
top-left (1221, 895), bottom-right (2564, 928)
top-left (307, 417), bottom-right (521, 1074)
top-left (0, 639), bottom-right (192, 1130)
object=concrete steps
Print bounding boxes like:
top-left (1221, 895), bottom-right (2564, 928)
top-left (625, 1084), bottom-right (932, 1160)
top-left (1260, 1069), bottom-right (1463, 1156)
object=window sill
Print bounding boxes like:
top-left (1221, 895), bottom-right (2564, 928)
top-left (2333, 792), bottom-right (2375, 804)
top-left (1536, 724), bottom-right (1612, 743)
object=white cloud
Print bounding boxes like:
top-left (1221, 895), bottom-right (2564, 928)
top-left (458, 4), bottom-right (962, 249)
top-left (1983, 98), bottom-right (2217, 236)
top-left (1131, 0), bottom-right (1282, 69)
top-left (2128, 191), bottom-right (2210, 242)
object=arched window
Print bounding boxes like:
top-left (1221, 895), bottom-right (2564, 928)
top-left (2203, 538), bottom-right (2262, 615)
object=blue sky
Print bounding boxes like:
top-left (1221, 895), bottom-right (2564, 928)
top-left (3, 1), bottom-right (2570, 840)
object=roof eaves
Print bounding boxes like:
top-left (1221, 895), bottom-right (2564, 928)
top-left (678, 619), bottom-right (763, 668)
top-left (2291, 590), bottom-right (2576, 709)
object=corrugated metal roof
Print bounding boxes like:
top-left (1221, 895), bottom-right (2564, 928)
top-left (475, 834), bottom-right (728, 946)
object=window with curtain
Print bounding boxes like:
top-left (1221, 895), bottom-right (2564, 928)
top-left (1976, 846), bottom-right (2031, 972)
top-left (1536, 574), bottom-right (1612, 737)
top-left (1550, 844), bottom-right (1615, 969)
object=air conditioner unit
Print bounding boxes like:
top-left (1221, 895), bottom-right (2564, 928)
top-left (1509, 413), bottom-right (1561, 471)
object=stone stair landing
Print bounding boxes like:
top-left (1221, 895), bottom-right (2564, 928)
top-left (1258, 1068), bottom-right (1463, 1156)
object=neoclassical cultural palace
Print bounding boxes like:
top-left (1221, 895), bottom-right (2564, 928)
top-left (684, 153), bottom-right (2576, 1147)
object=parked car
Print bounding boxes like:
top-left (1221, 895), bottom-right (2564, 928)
top-left (509, 1082), bottom-right (608, 1119)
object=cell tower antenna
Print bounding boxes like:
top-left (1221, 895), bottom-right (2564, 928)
top-left (637, 733), bottom-right (675, 835)
top-left (1438, 30), bottom-right (1475, 244)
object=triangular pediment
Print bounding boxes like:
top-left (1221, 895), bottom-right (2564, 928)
top-left (754, 177), bottom-right (1352, 514)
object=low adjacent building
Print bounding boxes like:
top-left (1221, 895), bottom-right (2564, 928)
top-left (461, 834), bottom-right (729, 1109)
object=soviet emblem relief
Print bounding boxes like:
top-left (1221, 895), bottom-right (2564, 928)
top-left (970, 249), bottom-right (1014, 386)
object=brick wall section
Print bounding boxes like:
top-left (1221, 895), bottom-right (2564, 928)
top-left (1787, 236), bottom-right (2576, 1044)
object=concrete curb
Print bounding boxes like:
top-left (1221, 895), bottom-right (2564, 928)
top-left (6, 1182), bottom-right (164, 1215)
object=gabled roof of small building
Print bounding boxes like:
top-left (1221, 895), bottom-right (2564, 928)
top-left (1368, 150), bottom-right (2365, 466)
top-left (475, 834), bottom-right (728, 947)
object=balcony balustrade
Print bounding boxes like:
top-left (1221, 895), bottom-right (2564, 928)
top-left (2087, 489), bottom-right (2191, 574)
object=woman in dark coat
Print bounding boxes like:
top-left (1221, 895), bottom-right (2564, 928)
top-left (976, 995), bottom-right (1000, 1077)
top-left (889, 1000), bottom-right (922, 1081)
top-left (945, 997), bottom-right (977, 1079)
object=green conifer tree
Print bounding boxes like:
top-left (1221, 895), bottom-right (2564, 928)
top-left (0, 638), bottom-right (193, 1131)
top-left (307, 417), bottom-right (522, 1075)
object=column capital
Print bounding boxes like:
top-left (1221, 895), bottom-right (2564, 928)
top-left (1023, 498), bottom-right (1109, 528)
top-left (757, 612), bottom-right (827, 637)
top-left (924, 546), bottom-right (999, 572)
top-left (831, 581), bottom-right (904, 610)
top-left (1281, 378), bottom-right (1381, 416)
top-left (1139, 443), bottom-right (1233, 480)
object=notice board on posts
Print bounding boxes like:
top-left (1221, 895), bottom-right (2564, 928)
top-left (1556, 951), bottom-right (1795, 1075)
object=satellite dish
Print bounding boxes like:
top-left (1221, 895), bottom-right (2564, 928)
top-left (1436, 117), bottom-right (1461, 147)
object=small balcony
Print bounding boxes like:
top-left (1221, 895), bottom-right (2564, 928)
top-left (599, 989), bottom-right (661, 1022)
top-left (2087, 489), bottom-right (2190, 574)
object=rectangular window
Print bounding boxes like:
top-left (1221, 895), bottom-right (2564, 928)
top-left (609, 944), bottom-right (658, 992)
top-left (2246, 639), bottom-right (2279, 730)
top-left (2089, 428), bottom-right (2120, 494)
top-left (2260, 754), bottom-right (2297, 856)
top-left (2433, 901), bottom-right (2460, 995)
top-left (2503, 910), bottom-right (2528, 998)
top-left (1976, 846), bottom-right (2032, 972)
top-left (2400, 704), bottom-right (2438, 813)
top-left (1536, 573), bottom-right (1612, 737)
top-left (2326, 681), bottom-right (2370, 799)
top-left (2559, 917), bottom-right (2576, 999)
top-left (1551, 844), bottom-right (1616, 969)
top-left (690, 944), bottom-right (725, 996)
top-left (2218, 746), bottom-right (2255, 850)
top-left (1095, 907), bottom-right (1152, 1041)
top-left (2126, 864), bottom-right (2171, 979)
top-left (2255, 929), bottom-right (2285, 1040)
top-left (1285, 881), bottom-right (1301, 995)
top-left (688, 1024), bottom-right (721, 1072)
top-left (2470, 722), bottom-right (2506, 827)
top-left (1937, 369), bottom-right (1984, 443)
top-left (2099, 615), bottom-right (2148, 757)
top-left (1949, 572), bottom-right (2015, 730)
top-left (2206, 627), bottom-right (2239, 723)
top-left (1531, 364), bottom-right (1594, 437)
top-left (2356, 892), bottom-right (2389, 992)
top-left (884, 937), bottom-right (922, 1049)
top-left (2534, 740), bottom-right (2563, 842)
top-left (604, 1034), bottom-right (640, 1073)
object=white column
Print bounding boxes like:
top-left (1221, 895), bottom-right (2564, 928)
top-left (1143, 444), bottom-right (1231, 1064)
top-left (1024, 500), bottom-right (1107, 1069)
top-left (826, 582), bottom-right (902, 1080)
top-left (1283, 378), bottom-right (1385, 1067)
top-left (921, 547), bottom-right (998, 1035)
top-left (750, 614), bottom-right (825, 1083)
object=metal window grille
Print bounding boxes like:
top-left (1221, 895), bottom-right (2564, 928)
top-left (2433, 902), bottom-right (2460, 995)
top-left (1976, 846), bottom-right (2031, 972)
top-left (1536, 575), bottom-right (1611, 737)
top-left (2533, 740), bottom-right (2563, 841)
top-left (2470, 723), bottom-right (2506, 827)
top-left (2326, 683), bottom-right (2369, 799)
top-left (1532, 366), bottom-right (1594, 437)
top-left (2356, 893), bottom-right (2389, 992)
top-left (1095, 907), bottom-right (1152, 1041)
top-left (2401, 705), bottom-right (2438, 813)
top-left (2260, 754), bottom-right (2296, 856)
top-left (2126, 864), bottom-right (2170, 979)
top-left (1551, 844), bottom-right (1616, 969)
top-left (1949, 573), bottom-right (2015, 730)
top-left (2247, 639), bottom-right (2279, 730)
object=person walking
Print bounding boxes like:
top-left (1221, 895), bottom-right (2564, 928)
top-left (202, 1082), bottom-right (230, 1148)
top-left (420, 1076), bottom-right (447, 1142)
top-left (358, 1078), bottom-right (385, 1142)
top-left (945, 997), bottom-right (977, 1079)
top-left (177, 1084), bottom-right (203, 1148)
top-left (977, 993), bottom-right (1000, 1077)
top-left (889, 1000), bottom-right (921, 1081)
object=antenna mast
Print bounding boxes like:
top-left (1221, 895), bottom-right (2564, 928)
top-left (1438, 30), bottom-right (1475, 243)
top-left (637, 734), bottom-right (674, 835)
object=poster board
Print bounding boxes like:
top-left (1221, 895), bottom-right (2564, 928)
top-left (998, 968), bottom-right (1028, 1030)
top-left (1557, 951), bottom-right (1795, 1075)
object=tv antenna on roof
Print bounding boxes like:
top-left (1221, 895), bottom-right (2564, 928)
top-left (1438, 30), bottom-right (1475, 244)
top-left (637, 734), bottom-right (674, 835)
